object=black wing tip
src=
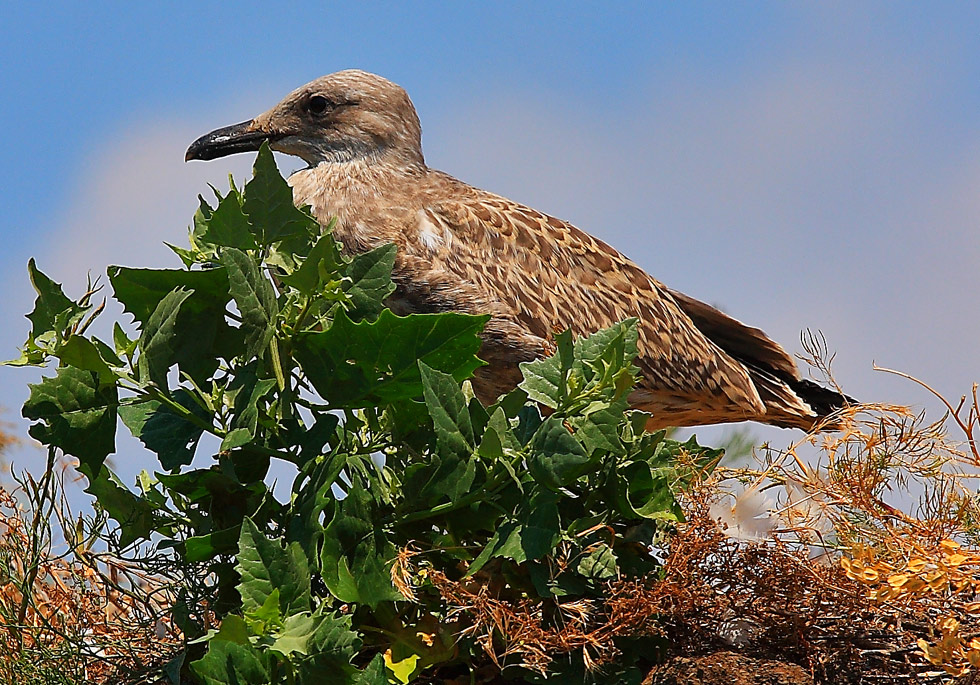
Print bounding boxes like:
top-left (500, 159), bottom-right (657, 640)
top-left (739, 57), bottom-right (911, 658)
top-left (792, 378), bottom-right (856, 418)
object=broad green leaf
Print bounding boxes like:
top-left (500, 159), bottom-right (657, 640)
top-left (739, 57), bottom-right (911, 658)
top-left (166, 241), bottom-right (202, 268)
top-left (243, 143), bottom-right (317, 245)
top-left (271, 612), bottom-right (317, 657)
top-left (570, 403), bottom-right (627, 456)
top-left (191, 639), bottom-right (272, 685)
top-left (221, 248), bottom-right (278, 360)
top-left (352, 654), bottom-right (389, 685)
top-left (576, 317), bottom-right (638, 364)
top-left (520, 491), bottom-right (560, 560)
top-left (518, 329), bottom-right (574, 409)
top-left (137, 288), bottom-right (193, 388)
top-left (519, 320), bottom-right (639, 411)
top-left (85, 467), bottom-right (155, 547)
top-left (287, 450), bottom-right (347, 564)
top-left (118, 392), bottom-right (207, 471)
top-left (57, 336), bottom-right (116, 384)
top-left (320, 482), bottom-right (402, 606)
top-left (113, 322), bottom-right (137, 359)
top-left (108, 266), bottom-right (229, 327)
top-left (293, 610), bottom-right (362, 683)
top-left (198, 189), bottom-right (256, 249)
top-left (614, 460), bottom-right (681, 521)
top-left (26, 258), bottom-right (83, 340)
top-left (248, 590), bottom-right (282, 633)
top-left (220, 428), bottom-right (253, 451)
top-left (478, 407), bottom-right (520, 461)
top-left (23, 366), bottom-right (117, 476)
top-left (184, 527), bottom-right (241, 563)
top-left (237, 518), bottom-right (311, 615)
top-left (296, 309), bottom-right (487, 408)
top-left (577, 543), bottom-right (619, 580)
top-left (91, 336), bottom-right (124, 367)
top-left (402, 450), bottom-right (477, 508)
top-left (210, 614), bottom-right (249, 646)
top-left (527, 416), bottom-right (590, 490)
top-left (345, 243), bottom-right (397, 320)
top-left (111, 266), bottom-right (234, 382)
top-left (225, 365), bottom-right (278, 442)
top-left (468, 521), bottom-right (525, 574)
top-left (419, 362), bottom-right (474, 459)
top-left (280, 233), bottom-right (345, 295)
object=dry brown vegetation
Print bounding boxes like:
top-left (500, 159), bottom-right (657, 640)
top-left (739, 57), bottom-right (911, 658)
top-left (5, 370), bottom-right (980, 683)
top-left (0, 457), bottom-right (181, 685)
top-left (406, 372), bottom-right (980, 683)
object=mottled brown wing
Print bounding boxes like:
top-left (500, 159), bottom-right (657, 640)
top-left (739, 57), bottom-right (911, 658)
top-left (666, 289), bottom-right (800, 382)
top-left (422, 176), bottom-right (767, 414)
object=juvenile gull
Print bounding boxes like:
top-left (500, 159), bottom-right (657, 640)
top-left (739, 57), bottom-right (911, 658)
top-left (186, 70), bottom-right (849, 430)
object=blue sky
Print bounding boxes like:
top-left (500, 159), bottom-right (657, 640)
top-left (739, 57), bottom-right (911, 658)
top-left (3, 3), bottom-right (980, 485)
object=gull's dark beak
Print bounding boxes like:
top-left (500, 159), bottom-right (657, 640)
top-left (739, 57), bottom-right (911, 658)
top-left (185, 120), bottom-right (276, 162)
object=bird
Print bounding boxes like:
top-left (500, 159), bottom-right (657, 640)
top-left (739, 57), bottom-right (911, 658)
top-left (185, 70), bottom-right (850, 431)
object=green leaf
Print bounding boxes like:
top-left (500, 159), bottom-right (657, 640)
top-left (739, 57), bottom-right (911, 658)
top-left (345, 243), bottom-right (397, 320)
top-left (292, 610), bottom-right (362, 683)
top-left (570, 404), bottom-right (627, 457)
top-left (385, 650), bottom-right (419, 684)
top-left (237, 518), bottom-right (311, 615)
top-left (220, 428), bottom-right (253, 451)
top-left (210, 614), bottom-right (250, 646)
top-left (402, 367), bottom-right (483, 505)
top-left (518, 320), bottom-right (639, 411)
top-left (478, 407), bottom-right (520, 461)
top-left (577, 543), bottom-right (618, 580)
top-left (402, 449), bottom-right (477, 508)
top-left (527, 416), bottom-right (590, 490)
top-left (352, 654), bottom-right (389, 685)
top-left (468, 520), bottom-right (525, 574)
top-left (221, 248), bottom-right (278, 361)
top-left (184, 527), bottom-right (242, 563)
top-left (287, 449), bottom-right (346, 564)
top-left (419, 362), bottom-right (474, 459)
top-left (190, 639), bottom-right (272, 685)
top-left (296, 309), bottom-right (487, 408)
top-left (518, 329), bottom-right (574, 409)
top-left (91, 336), bottom-right (124, 367)
top-left (26, 258), bottom-right (83, 340)
top-left (111, 265), bottom-right (234, 382)
top-left (56, 336), bottom-right (116, 384)
top-left (8, 259), bottom-right (89, 366)
top-left (108, 266), bottom-right (230, 328)
top-left (270, 612), bottom-right (316, 657)
top-left (118, 392), bottom-right (207, 471)
top-left (614, 460), bottom-right (681, 521)
top-left (280, 233), bottom-right (344, 296)
top-left (248, 589), bottom-right (282, 633)
top-left (137, 288), bottom-right (193, 388)
top-left (198, 189), bottom-right (256, 250)
top-left (85, 467), bottom-right (156, 547)
top-left (243, 143), bottom-right (318, 245)
top-left (520, 491), bottom-right (560, 560)
top-left (320, 482), bottom-right (402, 606)
top-left (23, 367), bottom-right (117, 476)
top-left (113, 322), bottom-right (137, 359)
top-left (225, 365), bottom-right (278, 443)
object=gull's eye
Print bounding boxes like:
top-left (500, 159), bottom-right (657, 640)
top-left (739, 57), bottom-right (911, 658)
top-left (308, 95), bottom-right (331, 116)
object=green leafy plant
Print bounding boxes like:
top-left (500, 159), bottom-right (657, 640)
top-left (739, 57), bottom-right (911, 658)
top-left (8, 144), bottom-right (720, 683)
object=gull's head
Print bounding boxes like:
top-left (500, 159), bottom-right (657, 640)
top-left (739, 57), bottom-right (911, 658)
top-left (185, 70), bottom-right (424, 167)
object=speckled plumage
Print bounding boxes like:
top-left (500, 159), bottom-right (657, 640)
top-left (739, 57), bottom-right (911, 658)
top-left (187, 70), bottom-right (849, 430)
